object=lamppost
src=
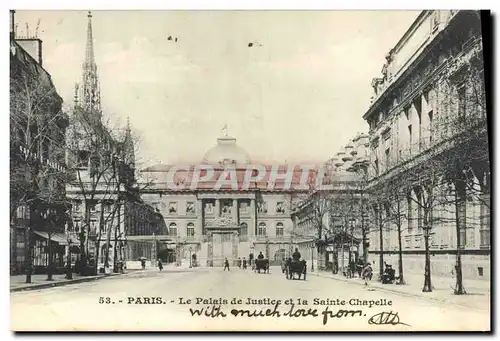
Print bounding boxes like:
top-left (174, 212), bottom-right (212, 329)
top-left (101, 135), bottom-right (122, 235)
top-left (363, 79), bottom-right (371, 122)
top-left (189, 247), bottom-right (193, 268)
top-left (311, 244), bottom-right (315, 272)
top-left (66, 236), bottom-right (73, 279)
top-left (41, 208), bottom-right (55, 281)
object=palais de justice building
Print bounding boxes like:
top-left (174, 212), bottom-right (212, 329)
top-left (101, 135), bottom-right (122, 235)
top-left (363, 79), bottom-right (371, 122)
top-left (140, 134), bottom-right (312, 267)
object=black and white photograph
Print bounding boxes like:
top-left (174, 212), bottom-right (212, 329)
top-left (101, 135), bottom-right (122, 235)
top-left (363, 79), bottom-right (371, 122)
top-left (8, 8), bottom-right (491, 332)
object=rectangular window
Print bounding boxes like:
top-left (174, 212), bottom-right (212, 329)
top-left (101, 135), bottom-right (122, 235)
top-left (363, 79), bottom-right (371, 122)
top-left (276, 202), bottom-right (285, 214)
top-left (187, 226), bottom-right (195, 240)
top-left (73, 200), bottom-right (82, 213)
top-left (407, 195), bottom-right (413, 234)
top-left (168, 202), bottom-right (177, 215)
top-left (458, 86), bottom-right (466, 122)
top-left (186, 202), bottom-right (195, 215)
top-left (74, 219), bottom-right (81, 233)
top-left (257, 201), bottom-right (268, 214)
top-left (90, 219), bottom-right (97, 233)
top-left (480, 202), bottom-right (490, 248)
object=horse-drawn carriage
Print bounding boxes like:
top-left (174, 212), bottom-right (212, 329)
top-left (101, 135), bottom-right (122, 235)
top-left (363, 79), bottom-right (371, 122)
top-left (254, 258), bottom-right (270, 274)
top-left (285, 258), bottom-right (307, 280)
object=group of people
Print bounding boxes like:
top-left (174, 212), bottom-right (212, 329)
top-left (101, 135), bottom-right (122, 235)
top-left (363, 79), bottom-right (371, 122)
top-left (223, 251), bottom-right (270, 271)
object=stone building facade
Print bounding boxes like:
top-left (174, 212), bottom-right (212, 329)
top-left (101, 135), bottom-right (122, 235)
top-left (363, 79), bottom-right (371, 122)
top-left (65, 12), bottom-right (162, 273)
top-left (363, 10), bottom-right (489, 280)
top-left (10, 10), bottom-right (69, 275)
top-left (291, 133), bottom-right (371, 272)
top-left (140, 134), bottom-right (317, 267)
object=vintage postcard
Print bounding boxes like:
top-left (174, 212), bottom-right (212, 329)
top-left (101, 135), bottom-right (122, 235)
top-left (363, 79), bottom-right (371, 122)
top-left (9, 9), bottom-right (491, 332)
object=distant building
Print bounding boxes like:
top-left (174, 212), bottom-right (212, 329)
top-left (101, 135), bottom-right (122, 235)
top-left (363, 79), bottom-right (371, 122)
top-left (65, 12), bottom-right (162, 273)
top-left (140, 133), bottom-right (323, 267)
top-left (363, 11), bottom-right (489, 280)
top-left (292, 133), bottom-right (371, 271)
top-left (10, 10), bottom-right (70, 275)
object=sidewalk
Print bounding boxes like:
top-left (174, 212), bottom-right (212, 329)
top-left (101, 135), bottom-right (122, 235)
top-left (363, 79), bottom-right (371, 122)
top-left (313, 270), bottom-right (491, 311)
top-left (9, 269), bottom-right (151, 293)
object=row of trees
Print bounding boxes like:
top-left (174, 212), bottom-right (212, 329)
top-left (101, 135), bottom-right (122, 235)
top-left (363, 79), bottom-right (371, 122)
top-left (10, 65), bottom-right (154, 281)
top-left (293, 48), bottom-right (489, 294)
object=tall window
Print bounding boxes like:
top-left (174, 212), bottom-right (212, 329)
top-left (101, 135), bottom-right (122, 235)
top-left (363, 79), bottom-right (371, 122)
top-left (74, 219), bottom-right (81, 233)
top-left (407, 194), bottom-right (413, 234)
top-left (89, 219), bottom-right (97, 231)
top-left (276, 223), bottom-right (284, 238)
top-left (258, 222), bottom-right (267, 236)
top-left (480, 202), bottom-right (490, 248)
top-left (458, 85), bottom-right (466, 122)
top-left (276, 202), bottom-right (285, 214)
top-left (168, 202), bottom-right (177, 215)
top-left (169, 223), bottom-right (177, 237)
top-left (73, 200), bottom-right (82, 213)
top-left (187, 223), bottom-right (195, 240)
top-left (240, 223), bottom-right (248, 240)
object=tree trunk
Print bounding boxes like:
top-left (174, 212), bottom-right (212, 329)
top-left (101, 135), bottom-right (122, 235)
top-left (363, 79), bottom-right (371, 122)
top-left (46, 230), bottom-right (53, 281)
top-left (378, 209), bottom-right (384, 282)
top-left (422, 224), bottom-right (432, 292)
top-left (25, 227), bottom-right (33, 283)
top-left (66, 243), bottom-right (73, 280)
top-left (396, 201), bottom-right (405, 285)
top-left (454, 183), bottom-right (466, 295)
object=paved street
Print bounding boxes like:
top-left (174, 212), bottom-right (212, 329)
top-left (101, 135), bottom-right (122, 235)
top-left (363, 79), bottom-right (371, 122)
top-left (11, 266), bottom-right (490, 331)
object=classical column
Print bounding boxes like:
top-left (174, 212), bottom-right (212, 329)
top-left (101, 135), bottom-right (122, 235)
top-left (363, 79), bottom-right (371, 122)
top-left (215, 199), bottom-right (220, 218)
top-left (196, 199), bottom-right (203, 238)
top-left (249, 199), bottom-right (256, 238)
top-left (232, 199), bottom-right (238, 225)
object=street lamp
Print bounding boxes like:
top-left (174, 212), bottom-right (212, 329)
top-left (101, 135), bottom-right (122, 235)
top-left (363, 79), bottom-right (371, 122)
top-left (66, 236), bottom-right (73, 279)
top-left (311, 244), bottom-right (315, 272)
top-left (41, 208), bottom-right (55, 281)
top-left (189, 247), bottom-right (193, 268)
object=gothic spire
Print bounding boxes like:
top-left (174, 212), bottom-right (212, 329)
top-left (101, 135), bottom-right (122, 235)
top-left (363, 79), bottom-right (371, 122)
top-left (81, 10), bottom-right (101, 115)
top-left (123, 116), bottom-right (135, 169)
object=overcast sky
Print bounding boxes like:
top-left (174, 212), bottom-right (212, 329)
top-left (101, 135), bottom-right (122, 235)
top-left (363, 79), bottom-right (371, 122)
top-left (15, 10), bottom-right (419, 167)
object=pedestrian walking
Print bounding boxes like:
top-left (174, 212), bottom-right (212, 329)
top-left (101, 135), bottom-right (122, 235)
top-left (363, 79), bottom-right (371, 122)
top-left (362, 262), bottom-right (373, 289)
top-left (238, 257), bottom-right (242, 269)
top-left (141, 259), bottom-right (146, 270)
top-left (223, 258), bottom-right (230, 271)
top-left (242, 257), bottom-right (247, 270)
top-left (158, 259), bottom-right (163, 272)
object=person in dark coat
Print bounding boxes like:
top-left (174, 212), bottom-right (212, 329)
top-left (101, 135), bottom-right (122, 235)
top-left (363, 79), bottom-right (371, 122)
top-left (292, 248), bottom-right (301, 262)
top-left (242, 257), bottom-right (247, 269)
top-left (158, 259), bottom-right (163, 272)
top-left (257, 252), bottom-right (264, 260)
top-left (224, 258), bottom-right (230, 271)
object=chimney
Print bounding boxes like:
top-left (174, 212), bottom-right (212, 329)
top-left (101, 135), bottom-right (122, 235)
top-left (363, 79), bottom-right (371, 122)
top-left (16, 38), bottom-right (43, 66)
top-left (10, 10), bottom-right (15, 39)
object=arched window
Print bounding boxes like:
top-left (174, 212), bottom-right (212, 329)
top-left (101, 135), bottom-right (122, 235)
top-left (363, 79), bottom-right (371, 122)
top-left (276, 222), bottom-right (284, 238)
top-left (258, 222), bottom-right (267, 236)
top-left (169, 223), bottom-right (177, 237)
top-left (187, 223), bottom-right (195, 240)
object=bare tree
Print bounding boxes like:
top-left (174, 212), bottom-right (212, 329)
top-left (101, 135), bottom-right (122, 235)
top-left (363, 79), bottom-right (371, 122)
top-left (10, 64), bottom-right (69, 282)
